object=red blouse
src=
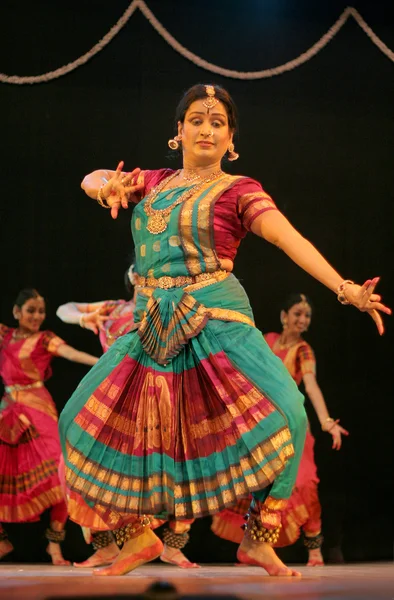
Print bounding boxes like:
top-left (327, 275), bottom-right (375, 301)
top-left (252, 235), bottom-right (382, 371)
top-left (265, 332), bottom-right (316, 387)
top-left (0, 326), bottom-right (66, 386)
top-left (131, 169), bottom-right (278, 263)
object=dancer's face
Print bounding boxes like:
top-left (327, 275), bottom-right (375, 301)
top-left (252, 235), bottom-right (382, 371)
top-left (14, 297), bottom-right (46, 333)
top-left (283, 302), bottom-right (312, 334)
top-left (178, 100), bottom-right (233, 166)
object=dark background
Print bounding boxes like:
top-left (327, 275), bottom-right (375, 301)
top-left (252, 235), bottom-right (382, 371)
top-left (0, 0), bottom-right (393, 564)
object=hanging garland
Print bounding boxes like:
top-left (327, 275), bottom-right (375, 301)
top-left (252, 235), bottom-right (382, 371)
top-left (0, 2), bottom-right (392, 85)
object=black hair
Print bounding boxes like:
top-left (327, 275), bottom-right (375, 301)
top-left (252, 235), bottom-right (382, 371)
top-left (14, 288), bottom-right (43, 309)
top-left (174, 83), bottom-right (238, 133)
top-left (123, 268), bottom-right (135, 298)
top-left (281, 293), bottom-right (313, 313)
top-left (123, 251), bottom-right (136, 297)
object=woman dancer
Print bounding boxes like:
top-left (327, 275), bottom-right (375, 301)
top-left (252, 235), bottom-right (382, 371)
top-left (57, 268), bottom-right (198, 568)
top-left (266, 293), bottom-right (349, 565)
top-left (0, 289), bottom-right (98, 565)
top-left (213, 294), bottom-right (349, 565)
top-left (59, 84), bottom-right (389, 577)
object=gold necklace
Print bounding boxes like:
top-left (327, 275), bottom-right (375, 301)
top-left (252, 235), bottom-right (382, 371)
top-left (182, 169), bottom-right (201, 183)
top-left (276, 334), bottom-right (300, 351)
top-left (12, 329), bottom-right (32, 341)
top-left (144, 169), bottom-right (224, 235)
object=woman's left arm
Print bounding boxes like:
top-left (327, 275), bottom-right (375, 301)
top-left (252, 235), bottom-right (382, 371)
top-left (251, 211), bottom-right (391, 334)
top-left (56, 344), bottom-right (99, 366)
top-left (303, 372), bottom-right (349, 450)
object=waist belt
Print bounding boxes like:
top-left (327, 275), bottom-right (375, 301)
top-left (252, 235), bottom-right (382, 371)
top-left (5, 381), bottom-right (44, 393)
top-left (134, 269), bottom-right (229, 290)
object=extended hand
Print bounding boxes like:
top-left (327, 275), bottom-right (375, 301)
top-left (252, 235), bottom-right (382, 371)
top-left (344, 278), bottom-right (391, 335)
top-left (322, 419), bottom-right (349, 450)
top-left (101, 161), bottom-right (144, 219)
top-left (81, 310), bottom-right (109, 334)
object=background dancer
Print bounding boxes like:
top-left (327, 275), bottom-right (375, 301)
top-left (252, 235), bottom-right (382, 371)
top-left (0, 289), bottom-right (98, 565)
top-left (265, 293), bottom-right (349, 565)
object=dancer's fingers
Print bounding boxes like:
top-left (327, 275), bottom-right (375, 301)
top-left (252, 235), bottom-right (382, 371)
top-left (369, 309), bottom-right (384, 335)
top-left (111, 202), bottom-right (121, 219)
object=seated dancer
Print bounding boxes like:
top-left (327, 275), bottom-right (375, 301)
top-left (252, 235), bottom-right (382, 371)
top-left (57, 267), bottom-right (198, 568)
top-left (0, 289), bottom-right (98, 565)
top-left (59, 84), bottom-right (390, 577)
top-left (212, 294), bottom-right (349, 566)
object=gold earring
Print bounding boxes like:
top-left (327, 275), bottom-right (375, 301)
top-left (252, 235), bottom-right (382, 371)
top-left (281, 319), bottom-right (288, 329)
top-left (168, 135), bottom-right (182, 150)
top-left (228, 142), bottom-right (239, 161)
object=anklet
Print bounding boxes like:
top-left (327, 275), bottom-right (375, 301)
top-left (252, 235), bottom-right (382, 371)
top-left (304, 533), bottom-right (324, 549)
top-left (244, 515), bottom-right (281, 545)
top-left (113, 516), bottom-right (151, 546)
top-left (45, 528), bottom-right (66, 544)
top-left (162, 528), bottom-right (190, 549)
top-left (92, 531), bottom-right (113, 550)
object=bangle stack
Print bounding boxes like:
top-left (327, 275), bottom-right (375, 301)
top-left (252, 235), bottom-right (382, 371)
top-left (79, 314), bottom-right (87, 328)
top-left (336, 280), bottom-right (355, 305)
top-left (322, 417), bottom-right (336, 432)
top-left (97, 185), bottom-right (111, 209)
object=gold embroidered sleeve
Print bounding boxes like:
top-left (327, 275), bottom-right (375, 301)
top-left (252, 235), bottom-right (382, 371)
top-left (42, 331), bottom-right (67, 356)
top-left (238, 192), bottom-right (278, 231)
top-left (298, 343), bottom-right (316, 376)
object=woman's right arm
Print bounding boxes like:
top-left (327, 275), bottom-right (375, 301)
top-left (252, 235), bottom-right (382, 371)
top-left (56, 301), bottom-right (107, 334)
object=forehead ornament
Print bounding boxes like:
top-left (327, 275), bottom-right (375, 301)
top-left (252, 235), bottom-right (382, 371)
top-left (299, 294), bottom-right (310, 309)
top-left (202, 85), bottom-right (220, 110)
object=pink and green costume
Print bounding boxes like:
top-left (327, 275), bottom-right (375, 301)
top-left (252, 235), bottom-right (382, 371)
top-left (59, 169), bottom-right (307, 532)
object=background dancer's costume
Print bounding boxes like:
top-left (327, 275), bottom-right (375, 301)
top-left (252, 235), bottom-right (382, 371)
top-left (0, 327), bottom-right (68, 530)
top-left (212, 332), bottom-right (321, 547)
top-left (59, 169), bottom-right (307, 535)
top-left (98, 300), bottom-right (136, 353)
top-left (264, 332), bottom-right (321, 546)
top-left (212, 332), bottom-right (321, 548)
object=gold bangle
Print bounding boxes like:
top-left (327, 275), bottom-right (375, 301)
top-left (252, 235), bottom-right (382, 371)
top-left (97, 185), bottom-right (111, 209)
top-left (322, 417), bottom-right (335, 431)
top-left (337, 279), bottom-right (354, 305)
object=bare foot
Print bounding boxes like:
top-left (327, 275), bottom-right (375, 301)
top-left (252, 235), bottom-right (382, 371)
top-left (47, 542), bottom-right (71, 566)
top-left (94, 528), bottom-right (163, 576)
top-left (160, 544), bottom-right (199, 569)
top-left (0, 539), bottom-right (14, 560)
top-left (237, 538), bottom-right (301, 577)
top-left (307, 548), bottom-right (324, 567)
top-left (73, 542), bottom-right (120, 568)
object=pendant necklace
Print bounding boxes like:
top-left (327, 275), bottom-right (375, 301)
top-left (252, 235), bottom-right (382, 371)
top-left (144, 169), bottom-right (224, 235)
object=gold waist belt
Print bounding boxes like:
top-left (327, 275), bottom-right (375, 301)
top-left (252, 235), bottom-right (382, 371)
top-left (134, 269), bottom-right (229, 290)
top-left (5, 381), bottom-right (44, 393)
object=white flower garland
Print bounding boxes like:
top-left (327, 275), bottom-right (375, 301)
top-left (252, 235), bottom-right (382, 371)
top-left (0, 2), bottom-right (392, 85)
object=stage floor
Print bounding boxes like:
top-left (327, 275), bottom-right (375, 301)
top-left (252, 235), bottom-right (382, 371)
top-left (0, 562), bottom-right (393, 599)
